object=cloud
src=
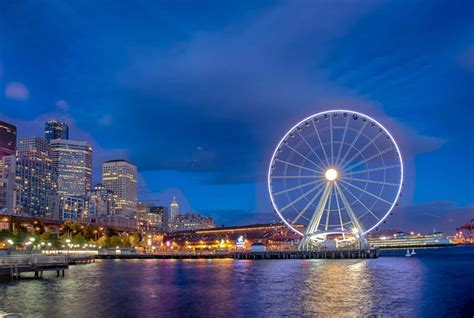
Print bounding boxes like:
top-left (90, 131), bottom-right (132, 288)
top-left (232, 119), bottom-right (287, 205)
top-left (380, 201), bottom-right (473, 234)
top-left (56, 100), bottom-right (69, 112)
top-left (458, 45), bottom-right (474, 72)
top-left (97, 114), bottom-right (113, 126)
top-left (5, 82), bottom-right (29, 101)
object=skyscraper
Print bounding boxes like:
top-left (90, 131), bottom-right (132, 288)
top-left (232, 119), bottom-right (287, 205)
top-left (0, 121), bottom-right (17, 212)
top-left (50, 139), bottom-right (92, 197)
top-left (0, 121), bottom-right (17, 159)
top-left (10, 137), bottom-right (57, 217)
top-left (88, 183), bottom-right (116, 218)
top-left (102, 160), bottom-right (137, 216)
top-left (45, 120), bottom-right (69, 142)
top-left (170, 197), bottom-right (179, 220)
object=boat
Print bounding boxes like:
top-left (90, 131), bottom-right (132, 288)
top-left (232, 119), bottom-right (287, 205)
top-left (411, 248), bottom-right (416, 255)
top-left (405, 248), bottom-right (412, 257)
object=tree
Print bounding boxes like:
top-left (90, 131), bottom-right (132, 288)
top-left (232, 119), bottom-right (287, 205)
top-left (109, 236), bottom-right (122, 248)
top-left (72, 233), bottom-right (86, 245)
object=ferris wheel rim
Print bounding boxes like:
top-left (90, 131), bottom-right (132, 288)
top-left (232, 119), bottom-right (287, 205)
top-left (267, 109), bottom-right (404, 237)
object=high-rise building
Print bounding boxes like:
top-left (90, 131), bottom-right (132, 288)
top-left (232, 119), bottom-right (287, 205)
top-left (170, 197), bottom-right (179, 220)
top-left (9, 137), bottom-right (57, 217)
top-left (102, 160), bottom-right (137, 216)
top-left (0, 121), bottom-right (17, 212)
top-left (0, 121), bottom-right (17, 174)
top-left (45, 120), bottom-right (69, 142)
top-left (88, 183), bottom-right (116, 218)
top-left (50, 139), bottom-right (92, 197)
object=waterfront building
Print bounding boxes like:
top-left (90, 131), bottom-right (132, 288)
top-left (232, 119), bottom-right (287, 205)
top-left (59, 196), bottom-right (86, 220)
top-left (50, 139), bottom-right (92, 197)
top-left (102, 160), bottom-right (137, 216)
top-left (148, 205), bottom-right (167, 232)
top-left (170, 213), bottom-right (215, 232)
top-left (88, 183), bottom-right (116, 218)
top-left (165, 223), bottom-right (303, 251)
top-left (45, 120), bottom-right (69, 142)
top-left (5, 137), bottom-right (58, 217)
top-left (94, 215), bottom-right (138, 232)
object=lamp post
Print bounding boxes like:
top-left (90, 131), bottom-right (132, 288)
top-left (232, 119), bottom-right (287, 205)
top-left (65, 239), bottom-right (71, 256)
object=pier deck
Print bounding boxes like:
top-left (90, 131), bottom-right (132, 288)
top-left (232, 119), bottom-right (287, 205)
top-left (96, 249), bottom-right (378, 260)
top-left (0, 255), bottom-right (69, 279)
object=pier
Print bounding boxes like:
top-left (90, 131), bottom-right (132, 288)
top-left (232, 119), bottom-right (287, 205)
top-left (0, 254), bottom-right (96, 280)
top-left (96, 249), bottom-right (378, 260)
top-left (0, 255), bottom-right (69, 280)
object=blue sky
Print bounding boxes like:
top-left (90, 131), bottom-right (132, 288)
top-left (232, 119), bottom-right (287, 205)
top-left (0, 0), bottom-right (472, 232)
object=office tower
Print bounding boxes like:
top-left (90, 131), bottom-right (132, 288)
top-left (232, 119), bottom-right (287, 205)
top-left (0, 121), bottom-right (17, 174)
top-left (45, 120), bottom-right (69, 141)
top-left (170, 197), bottom-right (179, 220)
top-left (102, 160), bottom-right (137, 216)
top-left (50, 139), bottom-right (92, 197)
top-left (88, 183), bottom-right (116, 218)
top-left (12, 137), bottom-right (57, 217)
top-left (0, 156), bottom-right (20, 214)
top-left (0, 121), bottom-right (17, 212)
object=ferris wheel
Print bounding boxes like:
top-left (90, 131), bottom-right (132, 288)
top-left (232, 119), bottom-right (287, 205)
top-left (268, 110), bottom-right (403, 250)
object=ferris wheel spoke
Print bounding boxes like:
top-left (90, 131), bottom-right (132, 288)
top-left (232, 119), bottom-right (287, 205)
top-left (334, 183), bottom-right (365, 233)
top-left (297, 130), bottom-right (327, 170)
top-left (339, 182), bottom-right (381, 221)
top-left (337, 121), bottom-right (368, 170)
top-left (343, 164), bottom-right (400, 176)
top-left (325, 191), bottom-right (332, 231)
top-left (339, 179), bottom-right (392, 205)
top-left (341, 130), bottom-right (384, 171)
top-left (312, 120), bottom-right (331, 167)
top-left (271, 175), bottom-right (319, 179)
top-left (333, 182), bottom-right (345, 234)
top-left (275, 159), bottom-right (321, 174)
top-left (284, 143), bottom-right (325, 171)
top-left (343, 146), bottom-right (394, 172)
top-left (335, 117), bottom-right (350, 167)
top-left (292, 185), bottom-right (326, 224)
top-left (330, 115), bottom-right (334, 165)
top-left (340, 176), bottom-right (399, 187)
top-left (306, 182), bottom-right (333, 234)
top-left (280, 184), bottom-right (322, 212)
top-left (273, 179), bottom-right (323, 196)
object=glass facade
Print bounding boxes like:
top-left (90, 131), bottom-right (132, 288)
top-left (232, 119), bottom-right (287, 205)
top-left (45, 120), bottom-right (69, 142)
top-left (50, 139), bottom-right (92, 197)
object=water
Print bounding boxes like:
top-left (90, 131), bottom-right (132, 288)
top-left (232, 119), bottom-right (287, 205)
top-left (1, 246), bottom-right (473, 317)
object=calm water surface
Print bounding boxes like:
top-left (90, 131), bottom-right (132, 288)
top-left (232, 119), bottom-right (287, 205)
top-left (0, 246), bottom-right (473, 317)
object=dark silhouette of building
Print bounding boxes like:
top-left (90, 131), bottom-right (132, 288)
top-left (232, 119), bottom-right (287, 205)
top-left (45, 120), bottom-right (69, 141)
top-left (0, 121), bottom-right (17, 159)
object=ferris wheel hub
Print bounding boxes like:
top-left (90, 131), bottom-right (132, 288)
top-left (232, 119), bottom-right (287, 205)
top-left (324, 168), bottom-right (338, 181)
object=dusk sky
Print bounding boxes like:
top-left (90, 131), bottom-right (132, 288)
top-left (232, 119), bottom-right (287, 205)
top-left (0, 0), bottom-right (472, 232)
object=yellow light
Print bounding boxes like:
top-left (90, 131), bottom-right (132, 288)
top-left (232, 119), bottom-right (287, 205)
top-left (325, 169), bottom-right (338, 181)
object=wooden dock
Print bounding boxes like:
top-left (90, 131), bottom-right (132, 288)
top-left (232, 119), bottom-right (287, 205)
top-left (0, 254), bottom-right (96, 280)
top-left (0, 255), bottom-right (69, 280)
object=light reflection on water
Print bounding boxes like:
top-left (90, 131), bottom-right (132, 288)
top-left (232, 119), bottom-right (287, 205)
top-left (0, 247), bottom-right (473, 318)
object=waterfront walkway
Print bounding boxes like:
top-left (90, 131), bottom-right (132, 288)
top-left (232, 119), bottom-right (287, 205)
top-left (97, 249), bottom-right (378, 260)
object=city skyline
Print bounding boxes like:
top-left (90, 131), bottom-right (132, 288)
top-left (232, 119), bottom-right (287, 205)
top-left (0, 1), bottom-right (472, 232)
